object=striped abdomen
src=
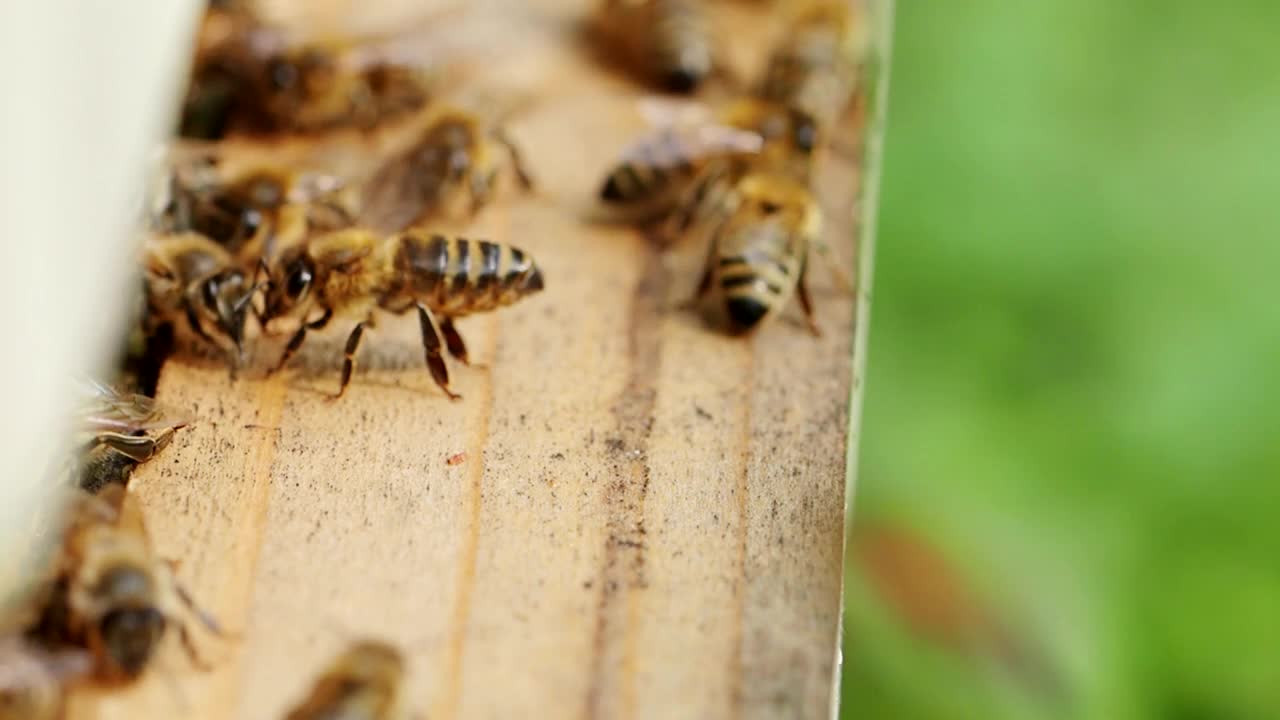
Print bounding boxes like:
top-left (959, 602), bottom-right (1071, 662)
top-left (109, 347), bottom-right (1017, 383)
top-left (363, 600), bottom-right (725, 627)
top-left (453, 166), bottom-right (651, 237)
top-left (387, 232), bottom-right (543, 317)
top-left (600, 124), bottom-right (762, 211)
top-left (646, 0), bottom-right (713, 92)
top-left (599, 126), bottom-right (700, 208)
top-left (716, 226), bottom-right (805, 330)
top-left (712, 173), bottom-right (820, 330)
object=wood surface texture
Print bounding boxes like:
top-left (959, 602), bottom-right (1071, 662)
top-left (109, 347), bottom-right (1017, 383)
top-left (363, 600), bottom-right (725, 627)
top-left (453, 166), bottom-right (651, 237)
top-left (67, 1), bottom-right (869, 717)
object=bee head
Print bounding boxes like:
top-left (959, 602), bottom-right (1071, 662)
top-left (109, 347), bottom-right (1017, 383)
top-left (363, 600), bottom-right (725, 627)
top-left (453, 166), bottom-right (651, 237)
top-left (263, 248), bottom-right (316, 322)
top-left (97, 607), bottom-right (165, 679)
top-left (193, 269), bottom-right (254, 358)
top-left (92, 566), bottom-right (164, 679)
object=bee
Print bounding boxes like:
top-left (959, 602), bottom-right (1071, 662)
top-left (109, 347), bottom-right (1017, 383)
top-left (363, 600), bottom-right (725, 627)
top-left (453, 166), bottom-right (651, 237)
top-left (26, 487), bottom-right (225, 685)
top-left (142, 232), bottom-right (257, 366)
top-left (358, 107), bottom-right (534, 233)
top-left (180, 5), bottom-right (433, 139)
top-left (156, 156), bottom-right (356, 262)
top-left (598, 113), bottom-right (763, 222)
top-left (0, 637), bottom-right (92, 720)
top-left (597, 0), bottom-right (716, 93)
top-left (600, 97), bottom-right (816, 223)
top-left (758, 0), bottom-right (866, 131)
top-left (687, 171), bottom-right (825, 333)
top-left (248, 43), bottom-right (433, 136)
top-left (261, 228), bottom-right (545, 400)
top-left (69, 381), bottom-right (191, 492)
top-left (71, 381), bottom-right (190, 492)
top-left (284, 641), bottom-right (406, 720)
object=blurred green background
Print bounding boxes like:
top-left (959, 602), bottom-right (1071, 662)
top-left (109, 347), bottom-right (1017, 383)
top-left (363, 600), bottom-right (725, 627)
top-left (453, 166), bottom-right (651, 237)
top-left (842, 1), bottom-right (1280, 719)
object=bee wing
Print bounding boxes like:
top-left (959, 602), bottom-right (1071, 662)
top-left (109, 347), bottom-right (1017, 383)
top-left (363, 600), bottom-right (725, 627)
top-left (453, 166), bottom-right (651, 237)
top-left (0, 637), bottom-right (93, 694)
top-left (77, 382), bottom-right (192, 434)
top-left (635, 96), bottom-right (718, 128)
top-left (615, 123), bottom-right (764, 169)
top-left (358, 148), bottom-right (445, 234)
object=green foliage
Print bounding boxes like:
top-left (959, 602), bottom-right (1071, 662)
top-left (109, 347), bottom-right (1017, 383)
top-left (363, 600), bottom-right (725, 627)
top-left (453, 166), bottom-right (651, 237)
top-left (843, 1), bottom-right (1280, 718)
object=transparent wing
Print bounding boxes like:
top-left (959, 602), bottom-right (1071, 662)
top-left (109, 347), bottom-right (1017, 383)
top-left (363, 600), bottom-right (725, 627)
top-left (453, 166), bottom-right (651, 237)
top-left (616, 96), bottom-right (764, 170)
top-left (615, 123), bottom-right (764, 170)
top-left (75, 380), bottom-right (192, 435)
top-left (0, 637), bottom-right (93, 696)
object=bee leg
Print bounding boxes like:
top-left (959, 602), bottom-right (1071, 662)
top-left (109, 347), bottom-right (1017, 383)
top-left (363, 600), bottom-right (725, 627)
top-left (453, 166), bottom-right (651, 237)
top-left (176, 622), bottom-right (214, 672)
top-left (270, 326), bottom-right (308, 375)
top-left (440, 317), bottom-right (470, 365)
top-left (797, 261), bottom-right (822, 337)
top-left (416, 303), bottom-right (462, 401)
top-left (165, 562), bottom-right (230, 639)
top-left (814, 239), bottom-right (854, 294)
top-left (494, 127), bottom-right (535, 191)
top-left (269, 309), bottom-right (331, 375)
top-left (333, 320), bottom-right (370, 399)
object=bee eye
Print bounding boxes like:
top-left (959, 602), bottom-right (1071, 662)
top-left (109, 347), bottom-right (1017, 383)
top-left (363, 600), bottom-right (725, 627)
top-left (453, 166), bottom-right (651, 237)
top-left (268, 59), bottom-right (297, 91)
top-left (202, 278), bottom-right (220, 307)
top-left (286, 265), bottom-right (312, 298)
top-left (794, 123), bottom-right (817, 153)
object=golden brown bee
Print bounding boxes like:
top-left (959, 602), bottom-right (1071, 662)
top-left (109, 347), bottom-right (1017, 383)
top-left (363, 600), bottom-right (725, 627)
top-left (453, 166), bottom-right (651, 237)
top-left (358, 108), bottom-right (534, 233)
top-left (0, 636), bottom-right (92, 720)
top-left (142, 232), bottom-right (256, 365)
top-left (688, 171), bottom-right (825, 333)
top-left (69, 381), bottom-right (191, 492)
top-left (598, 0), bottom-right (716, 93)
top-left (284, 641), bottom-right (406, 720)
top-left (261, 228), bottom-right (544, 400)
top-left (75, 380), bottom-right (189, 465)
top-left (758, 0), bottom-right (866, 131)
top-left (180, 5), bottom-right (433, 139)
top-left (26, 487), bottom-right (224, 685)
top-left (600, 97), bottom-right (816, 224)
top-left (598, 113), bottom-right (763, 221)
top-left (157, 156), bottom-right (356, 262)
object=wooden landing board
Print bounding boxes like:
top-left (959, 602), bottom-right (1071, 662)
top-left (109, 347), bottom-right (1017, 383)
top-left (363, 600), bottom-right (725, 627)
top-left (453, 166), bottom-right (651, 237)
top-left (68, 1), bottom-right (867, 718)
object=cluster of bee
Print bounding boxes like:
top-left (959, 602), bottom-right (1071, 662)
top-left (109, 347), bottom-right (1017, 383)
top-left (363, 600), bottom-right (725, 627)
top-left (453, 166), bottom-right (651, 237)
top-left (145, 0), bottom-right (546, 401)
top-left (597, 0), bottom-right (865, 333)
top-left (1, 1), bottom-right (867, 716)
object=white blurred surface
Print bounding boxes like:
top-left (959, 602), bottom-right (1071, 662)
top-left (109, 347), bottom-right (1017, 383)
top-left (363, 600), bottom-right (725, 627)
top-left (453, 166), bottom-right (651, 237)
top-left (0, 1), bottom-right (203, 585)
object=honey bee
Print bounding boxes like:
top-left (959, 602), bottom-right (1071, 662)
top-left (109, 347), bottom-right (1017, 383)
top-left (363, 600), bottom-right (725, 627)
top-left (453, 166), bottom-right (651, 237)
top-left (261, 228), bottom-right (544, 400)
top-left (69, 381), bottom-right (190, 492)
top-left (180, 4), bottom-right (433, 139)
top-left (0, 637), bottom-right (92, 720)
top-left (598, 115), bottom-right (762, 222)
top-left (157, 156), bottom-right (356, 262)
top-left (142, 232), bottom-right (256, 366)
top-left (758, 0), bottom-right (866, 131)
top-left (687, 171), bottom-right (826, 333)
top-left (284, 641), bottom-right (406, 720)
top-left (358, 107), bottom-right (534, 233)
top-left (75, 380), bottom-right (189, 465)
top-left (597, 0), bottom-right (716, 93)
top-left (26, 487), bottom-right (224, 685)
top-left (600, 97), bottom-right (816, 223)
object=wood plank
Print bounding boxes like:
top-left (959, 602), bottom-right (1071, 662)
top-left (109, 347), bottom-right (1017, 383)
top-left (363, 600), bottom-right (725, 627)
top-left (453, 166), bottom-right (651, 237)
top-left (66, 0), bottom-right (871, 717)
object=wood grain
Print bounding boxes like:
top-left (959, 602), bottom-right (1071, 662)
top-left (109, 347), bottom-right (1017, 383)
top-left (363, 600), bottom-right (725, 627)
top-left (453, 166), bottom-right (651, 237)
top-left (67, 1), bottom-right (870, 717)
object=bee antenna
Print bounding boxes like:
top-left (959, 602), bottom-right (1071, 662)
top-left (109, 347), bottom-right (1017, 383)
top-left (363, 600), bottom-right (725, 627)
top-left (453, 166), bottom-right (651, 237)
top-left (255, 257), bottom-right (271, 286)
top-left (232, 285), bottom-right (262, 315)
